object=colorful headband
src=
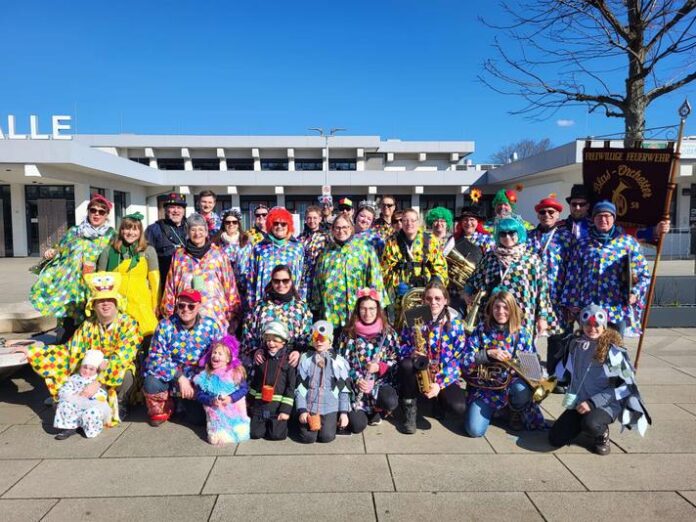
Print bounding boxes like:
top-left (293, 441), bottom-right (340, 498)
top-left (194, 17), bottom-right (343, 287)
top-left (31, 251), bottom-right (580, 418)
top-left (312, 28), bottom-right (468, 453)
top-left (356, 287), bottom-right (380, 302)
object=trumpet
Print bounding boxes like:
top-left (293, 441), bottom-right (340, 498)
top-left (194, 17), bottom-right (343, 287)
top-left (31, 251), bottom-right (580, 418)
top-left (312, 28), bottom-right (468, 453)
top-left (463, 289), bottom-right (487, 334)
top-left (412, 318), bottom-right (433, 394)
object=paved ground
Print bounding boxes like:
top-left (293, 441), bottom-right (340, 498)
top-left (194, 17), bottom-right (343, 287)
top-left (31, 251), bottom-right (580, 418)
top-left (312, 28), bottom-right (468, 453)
top-left (1, 330), bottom-right (696, 521)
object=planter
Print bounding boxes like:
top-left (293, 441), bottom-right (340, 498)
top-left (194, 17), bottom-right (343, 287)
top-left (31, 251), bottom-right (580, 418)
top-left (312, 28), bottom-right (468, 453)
top-left (647, 306), bottom-right (696, 328)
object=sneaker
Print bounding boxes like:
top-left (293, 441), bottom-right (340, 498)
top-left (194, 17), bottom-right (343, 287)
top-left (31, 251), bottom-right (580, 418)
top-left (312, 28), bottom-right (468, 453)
top-left (368, 412), bottom-right (382, 426)
top-left (509, 411), bottom-right (524, 431)
top-left (594, 428), bottom-right (611, 456)
top-left (55, 428), bottom-right (77, 440)
top-left (400, 399), bottom-right (417, 435)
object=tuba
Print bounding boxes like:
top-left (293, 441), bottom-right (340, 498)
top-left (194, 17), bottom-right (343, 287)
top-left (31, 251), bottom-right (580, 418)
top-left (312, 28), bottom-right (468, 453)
top-left (446, 248), bottom-right (477, 289)
top-left (397, 287), bottom-right (425, 330)
top-left (411, 318), bottom-right (433, 394)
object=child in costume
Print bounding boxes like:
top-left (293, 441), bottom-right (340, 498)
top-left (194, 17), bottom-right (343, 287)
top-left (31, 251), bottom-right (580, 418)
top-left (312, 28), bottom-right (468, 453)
top-left (550, 304), bottom-right (651, 455)
top-left (296, 321), bottom-right (352, 443)
top-left (247, 321), bottom-right (296, 440)
top-left (194, 335), bottom-right (250, 445)
top-left (53, 349), bottom-right (112, 440)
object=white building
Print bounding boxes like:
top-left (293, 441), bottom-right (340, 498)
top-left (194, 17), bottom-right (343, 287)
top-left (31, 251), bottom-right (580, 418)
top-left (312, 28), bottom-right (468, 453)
top-left (0, 120), bottom-right (481, 256)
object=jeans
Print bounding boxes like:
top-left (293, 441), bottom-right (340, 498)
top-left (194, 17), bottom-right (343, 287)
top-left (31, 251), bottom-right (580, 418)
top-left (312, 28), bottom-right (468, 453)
top-left (463, 380), bottom-right (532, 438)
top-left (142, 375), bottom-right (205, 426)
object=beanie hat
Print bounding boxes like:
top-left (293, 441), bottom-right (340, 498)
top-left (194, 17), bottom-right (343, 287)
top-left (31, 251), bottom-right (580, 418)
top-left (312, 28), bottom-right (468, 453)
top-left (187, 213), bottom-right (208, 229)
top-left (492, 189), bottom-right (518, 209)
top-left (425, 207), bottom-right (454, 229)
top-left (592, 200), bottom-right (616, 217)
top-left (264, 321), bottom-right (289, 342)
top-left (579, 304), bottom-right (608, 329)
top-left (82, 349), bottom-right (105, 369)
top-left (311, 320), bottom-right (334, 345)
top-left (495, 216), bottom-right (527, 243)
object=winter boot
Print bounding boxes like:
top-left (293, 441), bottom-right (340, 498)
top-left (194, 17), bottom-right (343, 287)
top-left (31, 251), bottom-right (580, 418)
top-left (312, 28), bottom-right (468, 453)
top-left (509, 410), bottom-right (524, 431)
top-left (401, 399), bottom-right (417, 434)
top-left (594, 428), bottom-right (611, 456)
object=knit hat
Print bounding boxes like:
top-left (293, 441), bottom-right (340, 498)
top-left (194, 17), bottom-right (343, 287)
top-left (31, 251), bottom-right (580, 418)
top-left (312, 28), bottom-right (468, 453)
top-left (425, 207), bottom-right (454, 229)
top-left (84, 272), bottom-right (124, 316)
top-left (163, 193), bottom-right (187, 208)
top-left (266, 207), bottom-right (295, 235)
top-left (187, 213), bottom-right (208, 229)
top-left (82, 349), bottom-right (104, 369)
top-left (495, 216), bottom-right (527, 243)
top-left (592, 200), bottom-right (616, 217)
top-left (264, 321), bottom-right (289, 342)
top-left (534, 196), bottom-right (563, 213)
top-left (311, 320), bottom-right (334, 345)
top-left (492, 189), bottom-right (518, 209)
top-left (579, 304), bottom-right (608, 329)
top-left (566, 184), bottom-right (591, 204)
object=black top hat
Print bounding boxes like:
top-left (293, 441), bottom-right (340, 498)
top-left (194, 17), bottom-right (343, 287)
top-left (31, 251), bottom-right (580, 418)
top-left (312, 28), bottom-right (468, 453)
top-left (458, 205), bottom-right (483, 220)
top-left (163, 193), bottom-right (187, 207)
top-left (566, 184), bottom-right (592, 204)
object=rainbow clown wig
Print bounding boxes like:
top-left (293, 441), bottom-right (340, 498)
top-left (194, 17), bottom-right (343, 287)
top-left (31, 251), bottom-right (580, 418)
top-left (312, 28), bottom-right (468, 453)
top-left (266, 207), bottom-right (295, 236)
top-left (495, 217), bottom-right (527, 244)
top-left (425, 207), bottom-right (454, 230)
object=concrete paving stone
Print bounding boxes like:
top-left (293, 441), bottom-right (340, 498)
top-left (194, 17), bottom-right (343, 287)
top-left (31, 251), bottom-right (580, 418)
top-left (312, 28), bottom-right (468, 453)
top-left (677, 367), bottom-right (696, 379)
top-left (101, 421), bottom-right (237, 457)
top-left (639, 403), bottom-right (696, 421)
top-left (528, 492), bottom-right (696, 522)
top-left (0, 403), bottom-right (46, 425)
top-left (388, 454), bottom-right (585, 492)
top-left (640, 385), bottom-right (696, 404)
top-left (203, 455), bottom-right (393, 494)
top-left (630, 354), bottom-right (674, 368)
top-left (656, 355), bottom-right (696, 368)
top-left (677, 403), bottom-right (696, 417)
top-left (43, 495), bottom-right (217, 522)
top-left (374, 492), bottom-right (542, 521)
top-left (211, 493), bottom-right (375, 522)
top-left (363, 418), bottom-right (493, 454)
top-left (558, 454), bottom-right (696, 491)
top-left (484, 426), bottom-right (595, 454)
top-left (0, 423), bottom-right (129, 459)
top-left (540, 394), bottom-right (565, 420)
top-left (0, 425), bottom-right (9, 435)
top-left (4, 457), bottom-right (215, 498)
top-left (0, 460), bottom-right (39, 496)
top-left (632, 367), bottom-right (696, 385)
top-left (236, 431), bottom-right (365, 455)
top-left (610, 419), bottom-right (696, 453)
top-left (0, 499), bottom-right (58, 522)
top-left (679, 491), bottom-right (696, 505)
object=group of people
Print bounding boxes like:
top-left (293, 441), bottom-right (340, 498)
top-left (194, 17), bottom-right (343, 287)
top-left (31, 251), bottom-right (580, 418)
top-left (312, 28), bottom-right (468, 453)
top-left (13, 184), bottom-right (652, 455)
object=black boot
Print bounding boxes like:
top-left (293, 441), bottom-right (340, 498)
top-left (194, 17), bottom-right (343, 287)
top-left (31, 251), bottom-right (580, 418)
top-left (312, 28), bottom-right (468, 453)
top-left (400, 399), bottom-right (417, 435)
top-left (594, 428), bottom-right (611, 456)
top-left (55, 428), bottom-right (77, 440)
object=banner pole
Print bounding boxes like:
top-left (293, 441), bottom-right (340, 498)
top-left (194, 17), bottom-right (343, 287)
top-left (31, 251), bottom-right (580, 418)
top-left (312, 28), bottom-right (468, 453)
top-left (634, 101), bottom-right (690, 369)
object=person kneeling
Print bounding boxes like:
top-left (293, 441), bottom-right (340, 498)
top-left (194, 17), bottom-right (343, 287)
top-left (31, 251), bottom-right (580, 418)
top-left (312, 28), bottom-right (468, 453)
top-left (549, 304), bottom-right (651, 455)
top-left (461, 290), bottom-right (546, 437)
top-left (53, 350), bottom-right (112, 440)
top-left (247, 322), bottom-right (295, 441)
top-left (296, 321), bottom-right (351, 443)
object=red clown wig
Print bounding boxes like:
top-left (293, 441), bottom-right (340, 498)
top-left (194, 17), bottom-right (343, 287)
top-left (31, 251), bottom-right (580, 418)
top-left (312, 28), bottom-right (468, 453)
top-left (266, 207), bottom-right (295, 236)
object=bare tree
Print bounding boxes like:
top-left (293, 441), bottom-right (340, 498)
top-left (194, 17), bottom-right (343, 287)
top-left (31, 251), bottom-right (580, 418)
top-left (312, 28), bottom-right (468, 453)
top-left (480, 1), bottom-right (696, 141)
top-left (490, 138), bottom-right (553, 163)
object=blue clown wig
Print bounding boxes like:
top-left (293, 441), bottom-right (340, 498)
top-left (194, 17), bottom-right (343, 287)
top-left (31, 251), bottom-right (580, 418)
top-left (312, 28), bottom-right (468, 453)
top-left (495, 217), bottom-right (527, 244)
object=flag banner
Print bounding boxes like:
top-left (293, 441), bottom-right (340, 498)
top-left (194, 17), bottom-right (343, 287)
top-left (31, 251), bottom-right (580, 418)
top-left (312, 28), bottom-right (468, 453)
top-left (582, 146), bottom-right (674, 227)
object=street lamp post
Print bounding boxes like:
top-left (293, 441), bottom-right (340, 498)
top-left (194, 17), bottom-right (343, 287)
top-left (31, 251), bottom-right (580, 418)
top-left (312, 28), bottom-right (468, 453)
top-left (309, 127), bottom-right (346, 187)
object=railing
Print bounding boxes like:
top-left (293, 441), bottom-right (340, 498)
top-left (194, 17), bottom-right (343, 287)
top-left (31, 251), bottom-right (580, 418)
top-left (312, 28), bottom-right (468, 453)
top-left (641, 227), bottom-right (695, 260)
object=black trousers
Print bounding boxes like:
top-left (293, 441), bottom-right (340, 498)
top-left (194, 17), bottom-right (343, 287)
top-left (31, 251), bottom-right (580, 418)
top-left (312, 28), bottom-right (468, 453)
top-left (298, 411), bottom-right (338, 443)
top-left (398, 358), bottom-right (467, 417)
top-left (546, 333), bottom-right (567, 381)
top-left (250, 415), bottom-right (288, 441)
top-left (549, 406), bottom-right (614, 446)
top-left (348, 385), bottom-right (400, 434)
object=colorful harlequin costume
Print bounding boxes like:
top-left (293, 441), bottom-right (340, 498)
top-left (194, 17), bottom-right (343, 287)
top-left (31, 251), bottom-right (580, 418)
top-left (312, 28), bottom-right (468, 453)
top-left (161, 243), bottom-right (240, 332)
top-left (143, 314), bottom-right (223, 423)
top-left (299, 227), bottom-right (329, 307)
top-left (373, 217), bottom-right (394, 240)
top-left (215, 219), bottom-right (253, 309)
top-left (355, 228), bottom-right (386, 257)
top-left (381, 229), bottom-right (449, 296)
top-left (200, 211), bottom-right (222, 236)
top-left (27, 272), bottom-right (142, 425)
top-left (461, 323), bottom-right (545, 433)
top-left (466, 218), bottom-right (553, 335)
top-left (30, 218), bottom-right (114, 324)
top-left (246, 227), bottom-right (266, 246)
top-left (312, 236), bottom-right (389, 328)
top-left (194, 336), bottom-right (250, 445)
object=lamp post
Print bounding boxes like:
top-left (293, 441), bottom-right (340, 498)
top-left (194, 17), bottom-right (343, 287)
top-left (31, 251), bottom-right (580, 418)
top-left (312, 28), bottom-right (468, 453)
top-left (309, 127), bottom-right (346, 187)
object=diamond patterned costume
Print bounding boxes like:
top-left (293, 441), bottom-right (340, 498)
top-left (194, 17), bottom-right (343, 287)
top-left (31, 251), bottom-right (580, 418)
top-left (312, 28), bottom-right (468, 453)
top-left (299, 228), bottom-right (329, 307)
top-left (246, 238), bottom-right (305, 311)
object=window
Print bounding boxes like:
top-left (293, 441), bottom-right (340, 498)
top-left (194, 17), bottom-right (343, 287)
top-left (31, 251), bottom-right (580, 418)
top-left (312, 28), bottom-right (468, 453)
top-left (261, 159), bottom-right (288, 171)
top-left (128, 157), bottom-right (150, 166)
top-left (295, 159), bottom-right (323, 171)
top-left (0, 185), bottom-right (12, 256)
top-left (113, 191), bottom-right (127, 226)
top-left (226, 159), bottom-right (254, 171)
top-left (329, 159), bottom-right (356, 171)
top-left (192, 158), bottom-right (220, 171)
top-left (90, 186), bottom-right (106, 197)
top-left (420, 195), bottom-right (456, 214)
top-left (157, 158), bottom-right (185, 170)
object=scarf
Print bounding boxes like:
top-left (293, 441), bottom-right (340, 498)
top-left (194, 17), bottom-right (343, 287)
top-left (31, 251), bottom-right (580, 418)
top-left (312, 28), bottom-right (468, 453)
top-left (494, 242), bottom-right (525, 268)
top-left (106, 242), bottom-right (140, 271)
top-left (77, 219), bottom-right (111, 240)
top-left (185, 239), bottom-right (212, 260)
top-left (220, 231), bottom-right (240, 245)
top-left (267, 288), bottom-right (295, 304)
top-left (354, 317), bottom-right (384, 340)
top-left (268, 234), bottom-right (288, 247)
top-left (590, 225), bottom-right (616, 245)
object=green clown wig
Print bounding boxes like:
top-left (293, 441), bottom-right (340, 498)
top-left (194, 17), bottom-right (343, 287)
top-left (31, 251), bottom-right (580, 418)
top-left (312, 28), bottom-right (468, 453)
top-left (425, 207), bottom-right (453, 229)
top-left (492, 189), bottom-right (518, 209)
top-left (495, 216), bottom-right (527, 244)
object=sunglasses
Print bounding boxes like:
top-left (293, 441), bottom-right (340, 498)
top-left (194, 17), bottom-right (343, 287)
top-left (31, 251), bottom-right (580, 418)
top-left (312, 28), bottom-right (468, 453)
top-left (176, 302), bottom-right (197, 311)
top-left (498, 230), bottom-right (517, 238)
top-left (394, 218), bottom-right (402, 223)
top-left (537, 209), bottom-right (557, 216)
top-left (272, 221), bottom-right (288, 228)
top-left (224, 220), bottom-right (239, 225)
top-left (272, 278), bottom-right (292, 285)
top-left (382, 203), bottom-right (395, 208)
top-left (571, 202), bottom-right (589, 208)
top-left (255, 213), bottom-right (268, 218)
top-left (89, 208), bottom-right (108, 216)
top-left (338, 206), bottom-right (352, 211)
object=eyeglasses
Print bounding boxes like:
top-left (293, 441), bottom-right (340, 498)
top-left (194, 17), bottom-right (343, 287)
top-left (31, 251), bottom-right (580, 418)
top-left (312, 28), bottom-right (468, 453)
top-left (271, 278), bottom-right (291, 285)
top-left (333, 226), bottom-right (351, 232)
top-left (570, 201), bottom-right (589, 208)
top-left (382, 203), bottom-right (395, 208)
top-left (394, 219), bottom-right (402, 223)
top-left (272, 221), bottom-right (288, 228)
top-left (402, 219), bottom-right (418, 224)
top-left (498, 230), bottom-right (517, 238)
top-left (176, 302), bottom-right (197, 311)
top-left (89, 208), bottom-right (108, 216)
top-left (537, 209), bottom-right (557, 216)
top-left (255, 212), bottom-right (268, 218)
top-left (224, 220), bottom-right (239, 225)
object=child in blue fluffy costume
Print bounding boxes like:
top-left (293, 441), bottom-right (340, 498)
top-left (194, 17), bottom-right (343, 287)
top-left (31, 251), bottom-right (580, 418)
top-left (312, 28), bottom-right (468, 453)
top-left (194, 335), bottom-right (250, 445)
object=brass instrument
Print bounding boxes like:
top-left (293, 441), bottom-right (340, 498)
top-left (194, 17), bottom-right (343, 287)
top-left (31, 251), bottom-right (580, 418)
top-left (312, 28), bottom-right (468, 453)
top-left (463, 289), bottom-right (487, 334)
top-left (469, 352), bottom-right (556, 403)
top-left (411, 318), bottom-right (433, 394)
top-left (446, 248), bottom-right (477, 289)
top-left (397, 287), bottom-right (425, 330)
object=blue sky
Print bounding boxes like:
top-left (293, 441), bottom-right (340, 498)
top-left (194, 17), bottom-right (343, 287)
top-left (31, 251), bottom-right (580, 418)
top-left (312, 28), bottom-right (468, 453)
top-left (1, 0), bottom-right (694, 161)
